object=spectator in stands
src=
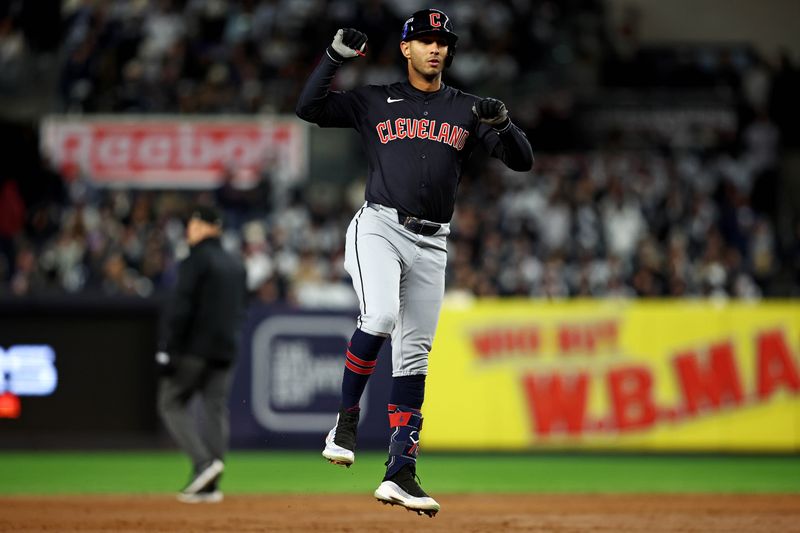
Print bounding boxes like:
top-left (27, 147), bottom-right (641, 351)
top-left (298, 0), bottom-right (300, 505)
top-left (0, 178), bottom-right (25, 281)
top-left (0, 0), bottom-right (796, 300)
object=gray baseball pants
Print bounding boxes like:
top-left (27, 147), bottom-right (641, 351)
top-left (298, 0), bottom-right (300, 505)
top-left (158, 355), bottom-right (234, 471)
top-left (344, 202), bottom-right (449, 376)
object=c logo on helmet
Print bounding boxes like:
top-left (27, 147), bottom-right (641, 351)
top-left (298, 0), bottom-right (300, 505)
top-left (429, 12), bottom-right (441, 27)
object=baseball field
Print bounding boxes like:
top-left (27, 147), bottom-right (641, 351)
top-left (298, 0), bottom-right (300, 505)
top-left (2, 451), bottom-right (799, 532)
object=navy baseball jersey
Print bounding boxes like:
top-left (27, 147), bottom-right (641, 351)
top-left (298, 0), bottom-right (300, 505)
top-left (296, 53), bottom-right (533, 223)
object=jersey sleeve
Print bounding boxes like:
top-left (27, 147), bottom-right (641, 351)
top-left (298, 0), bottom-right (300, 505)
top-left (476, 119), bottom-right (534, 172)
top-left (295, 51), bottom-right (363, 129)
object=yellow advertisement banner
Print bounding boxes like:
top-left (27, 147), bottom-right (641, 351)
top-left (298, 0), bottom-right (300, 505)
top-left (425, 300), bottom-right (800, 451)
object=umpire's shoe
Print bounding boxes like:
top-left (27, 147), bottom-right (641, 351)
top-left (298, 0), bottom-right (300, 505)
top-left (177, 486), bottom-right (223, 504)
top-left (322, 407), bottom-right (359, 467)
top-left (179, 459), bottom-right (224, 499)
top-left (374, 464), bottom-right (440, 517)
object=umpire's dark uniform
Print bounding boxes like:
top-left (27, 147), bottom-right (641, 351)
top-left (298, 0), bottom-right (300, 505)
top-left (158, 205), bottom-right (247, 499)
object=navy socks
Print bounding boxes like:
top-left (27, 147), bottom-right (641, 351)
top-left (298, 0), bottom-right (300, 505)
top-left (340, 329), bottom-right (385, 410)
top-left (390, 374), bottom-right (426, 409)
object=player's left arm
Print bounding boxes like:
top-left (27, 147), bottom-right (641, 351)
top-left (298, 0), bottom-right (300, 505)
top-left (473, 97), bottom-right (533, 172)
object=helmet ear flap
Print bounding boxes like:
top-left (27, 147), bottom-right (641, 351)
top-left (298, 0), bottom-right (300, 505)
top-left (445, 42), bottom-right (456, 68)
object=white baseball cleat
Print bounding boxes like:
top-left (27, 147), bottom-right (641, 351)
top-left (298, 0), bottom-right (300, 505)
top-left (374, 465), bottom-right (440, 517)
top-left (322, 410), bottom-right (359, 467)
top-left (323, 435), bottom-right (355, 466)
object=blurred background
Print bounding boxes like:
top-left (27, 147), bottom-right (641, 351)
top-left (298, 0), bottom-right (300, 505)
top-left (0, 0), bottom-right (799, 456)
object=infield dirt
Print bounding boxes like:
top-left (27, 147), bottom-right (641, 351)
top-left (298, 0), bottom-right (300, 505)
top-left (2, 494), bottom-right (800, 532)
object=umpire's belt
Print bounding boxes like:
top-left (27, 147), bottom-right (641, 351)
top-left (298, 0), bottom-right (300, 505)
top-left (367, 202), bottom-right (442, 236)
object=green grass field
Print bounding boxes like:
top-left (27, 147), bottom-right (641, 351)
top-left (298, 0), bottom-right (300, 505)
top-left (2, 452), bottom-right (799, 495)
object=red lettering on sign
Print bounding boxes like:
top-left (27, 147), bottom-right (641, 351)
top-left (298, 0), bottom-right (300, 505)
top-left (522, 373), bottom-right (588, 435)
top-left (756, 330), bottom-right (800, 399)
top-left (558, 327), bottom-right (580, 354)
top-left (558, 320), bottom-right (619, 355)
top-left (43, 120), bottom-right (299, 187)
top-left (608, 366), bottom-right (657, 430)
top-left (674, 341), bottom-right (744, 414)
top-left (472, 327), bottom-right (540, 359)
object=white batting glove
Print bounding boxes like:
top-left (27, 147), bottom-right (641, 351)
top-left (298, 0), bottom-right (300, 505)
top-left (329, 28), bottom-right (367, 61)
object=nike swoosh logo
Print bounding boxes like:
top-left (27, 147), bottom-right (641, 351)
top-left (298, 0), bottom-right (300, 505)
top-left (387, 97), bottom-right (404, 103)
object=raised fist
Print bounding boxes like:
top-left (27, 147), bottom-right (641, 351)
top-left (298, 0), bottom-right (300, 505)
top-left (472, 97), bottom-right (510, 129)
top-left (329, 28), bottom-right (368, 60)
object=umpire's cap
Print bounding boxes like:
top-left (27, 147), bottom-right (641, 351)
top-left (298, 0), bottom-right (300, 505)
top-left (189, 204), bottom-right (223, 226)
top-left (401, 9), bottom-right (458, 67)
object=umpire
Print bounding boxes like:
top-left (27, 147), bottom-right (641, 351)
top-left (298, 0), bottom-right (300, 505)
top-left (157, 204), bottom-right (247, 503)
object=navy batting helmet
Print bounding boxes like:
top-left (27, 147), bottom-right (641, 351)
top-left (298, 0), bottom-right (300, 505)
top-left (401, 9), bottom-right (458, 67)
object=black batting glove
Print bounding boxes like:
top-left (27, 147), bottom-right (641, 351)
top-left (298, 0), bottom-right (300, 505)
top-left (472, 97), bottom-right (511, 131)
top-left (328, 28), bottom-right (367, 62)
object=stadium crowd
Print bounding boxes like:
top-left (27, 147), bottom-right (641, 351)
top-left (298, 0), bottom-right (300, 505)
top-left (0, 0), bottom-right (798, 303)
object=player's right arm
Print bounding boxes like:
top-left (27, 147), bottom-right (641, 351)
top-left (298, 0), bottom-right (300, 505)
top-left (295, 28), bottom-right (367, 128)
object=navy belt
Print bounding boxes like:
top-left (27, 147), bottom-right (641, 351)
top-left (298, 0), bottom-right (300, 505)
top-left (367, 202), bottom-right (441, 236)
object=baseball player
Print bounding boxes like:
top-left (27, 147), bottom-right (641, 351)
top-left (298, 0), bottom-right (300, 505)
top-left (296, 9), bottom-right (533, 517)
